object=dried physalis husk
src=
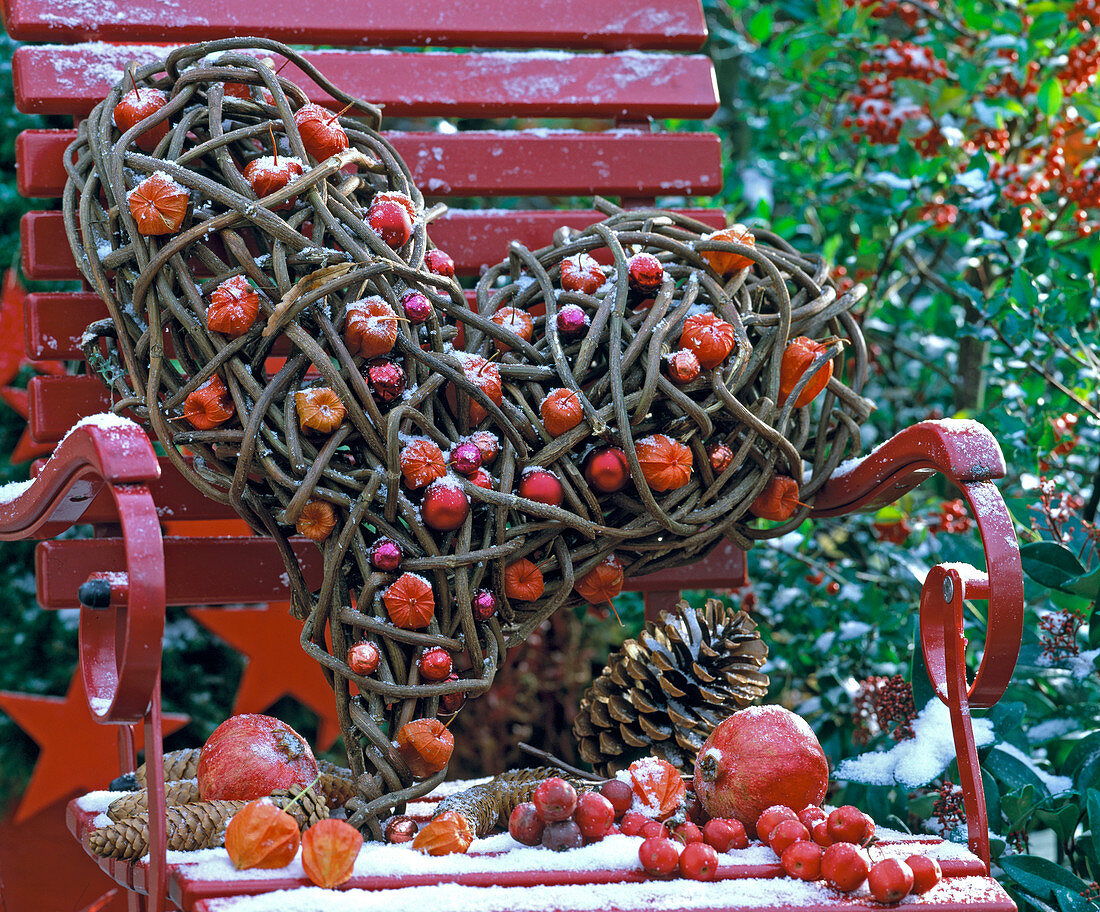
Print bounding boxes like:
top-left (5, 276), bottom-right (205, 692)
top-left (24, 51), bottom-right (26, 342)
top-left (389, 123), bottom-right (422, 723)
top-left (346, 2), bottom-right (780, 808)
top-left (382, 573), bottom-right (435, 629)
top-left (295, 387), bottom-right (346, 434)
top-left (634, 434), bottom-right (693, 493)
top-left (574, 553), bottom-right (624, 606)
top-left (411, 811), bottom-right (473, 856)
top-left (127, 171), bottom-right (189, 236)
top-left (749, 475), bottom-right (800, 522)
top-left (296, 500), bottom-right (337, 541)
top-left (699, 224), bottom-right (756, 276)
top-left (679, 312), bottom-right (736, 370)
top-left (399, 438), bottom-right (447, 489)
top-left (395, 718), bottom-right (454, 779)
top-left (344, 296), bottom-right (399, 359)
top-left (301, 818), bottom-right (363, 888)
top-left (183, 375), bottom-right (235, 429)
top-left (207, 275), bottom-right (261, 338)
top-left (224, 798), bottom-right (301, 870)
top-left (504, 558), bottom-right (544, 602)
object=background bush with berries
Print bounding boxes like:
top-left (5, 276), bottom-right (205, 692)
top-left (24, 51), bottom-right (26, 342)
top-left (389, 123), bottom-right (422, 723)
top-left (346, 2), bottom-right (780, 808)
top-left (0, 3), bottom-right (1098, 908)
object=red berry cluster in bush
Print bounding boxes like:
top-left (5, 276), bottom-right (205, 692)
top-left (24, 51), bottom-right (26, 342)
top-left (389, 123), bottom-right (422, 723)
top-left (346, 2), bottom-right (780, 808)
top-left (1073, 0), bottom-right (1100, 29)
top-left (758, 804), bottom-right (943, 903)
top-left (861, 41), bottom-right (949, 82)
top-left (509, 777), bottom-right (625, 850)
top-left (1061, 36), bottom-right (1100, 94)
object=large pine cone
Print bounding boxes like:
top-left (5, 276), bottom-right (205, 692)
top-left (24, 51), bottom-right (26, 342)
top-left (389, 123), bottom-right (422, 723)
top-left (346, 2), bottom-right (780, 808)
top-left (574, 598), bottom-right (769, 777)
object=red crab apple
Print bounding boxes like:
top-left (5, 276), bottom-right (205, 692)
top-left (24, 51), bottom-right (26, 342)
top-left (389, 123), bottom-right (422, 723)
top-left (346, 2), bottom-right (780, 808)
top-left (197, 714), bottom-right (319, 801)
top-left (679, 841), bottom-right (719, 881)
top-left (826, 805), bottom-right (875, 847)
top-left (768, 818), bottom-right (810, 856)
top-left (693, 706), bottom-right (829, 834)
top-left (703, 818), bottom-right (748, 852)
top-left (639, 836), bottom-right (680, 877)
top-left (868, 858), bottom-right (914, 903)
top-left (757, 805), bottom-right (799, 846)
top-left (905, 854), bottom-right (942, 894)
top-left (821, 842), bottom-right (870, 892)
top-left (782, 840), bottom-right (823, 881)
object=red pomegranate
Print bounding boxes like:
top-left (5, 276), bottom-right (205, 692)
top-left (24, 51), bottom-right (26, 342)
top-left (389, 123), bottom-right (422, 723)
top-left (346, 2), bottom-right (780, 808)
top-left (693, 705), bottom-right (828, 834)
top-left (197, 713), bottom-right (319, 801)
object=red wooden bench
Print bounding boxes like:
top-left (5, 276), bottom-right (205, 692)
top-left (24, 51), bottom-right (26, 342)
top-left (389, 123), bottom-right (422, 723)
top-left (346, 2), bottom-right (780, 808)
top-left (0, 1), bottom-right (1023, 910)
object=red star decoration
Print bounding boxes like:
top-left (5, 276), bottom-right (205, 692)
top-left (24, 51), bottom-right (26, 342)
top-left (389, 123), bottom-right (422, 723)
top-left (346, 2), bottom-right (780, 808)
top-left (0, 672), bottom-right (188, 822)
top-left (189, 603), bottom-right (341, 752)
top-left (0, 387), bottom-right (54, 464)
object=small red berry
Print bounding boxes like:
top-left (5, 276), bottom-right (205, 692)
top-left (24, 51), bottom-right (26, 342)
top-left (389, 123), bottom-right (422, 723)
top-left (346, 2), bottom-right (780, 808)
top-left (821, 843), bottom-right (870, 892)
top-left (782, 840), bottom-right (823, 881)
top-left (756, 806), bottom-right (798, 843)
top-left (532, 777), bottom-right (578, 822)
top-left (868, 858), bottom-right (914, 903)
top-left (812, 820), bottom-right (833, 847)
top-left (798, 805), bottom-right (827, 831)
top-left (600, 779), bottom-right (634, 819)
top-left (679, 841), bottom-right (719, 881)
top-left (703, 818), bottom-right (748, 852)
top-left (619, 811), bottom-right (648, 837)
top-left (508, 802), bottom-right (544, 846)
top-left (638, 836), bottom-right (680, 877)
top-left (641, 820), bottom-right (667, 839)
top-left (437, 673), bottom-right (465, 715)
top-left (768, 818), bottom-right (810, 857)
top-left (368, 197), bottom-right (414, 248)
top-left (627, 252), bottom-right (664, 294)
top-left (541, 819), bottom-right (584, 852)
top-left (826, 805), bottom-right (875, 846)
top-left (672, 821), bottom-right (704, 845)
top-left (574, 792), bottom-right (615, 843)
top-left (905, 855), bottom-right (942, 894)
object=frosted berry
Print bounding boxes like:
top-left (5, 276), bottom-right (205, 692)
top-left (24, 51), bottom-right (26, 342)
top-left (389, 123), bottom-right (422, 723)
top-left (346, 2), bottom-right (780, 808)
top-left (905, 855), bottom-right (942, 894)
top-left (672, 821), bottom-right (704, 845)
top-left (418, 647), bottom-right (452, 682)
top-left (868, 858), bottom-right (914, 904)
top-left (113, 87), bottom-right (169, 152)
top-left (619, 811), bottom-right (648, 836)
top-left (518, 469), bottom-right (564, 508)
top-left (508, 802), bottom-right (544, 846)
top-left (638, 836), bottom-right (680, 877)
top-left (812, 820), bottom-right (833, 847)
top-left (561, 253), bottom-right (605, 295)
top-left (367, 360), bottom-right (406, 403)
top-left (627, 253), bottom-right (664, 294)
top-left (574, 792), bottom-right (615, 842)
top-left (703, 818), bottom-right (748, 852)
top-left (822, 842), bottom-right (870, 892)
top-left (768, 818), bottom-right (810, 856)
top-left (532, 777), bottom-right (577, 822)
top-left (369, 538), bottom-right (403, 571)
top-left (782, 840), bottom-right (823, 881)
top-left (368, 198), bottom-right (413, 248)
top-left (826, 805), bottom-right (875, 846)
top-left (401, 290), bottom-right (432, 324)
top-left (679, 841), bottom-right (719, 881)
top-left (421, 479), bottom-right (471, 532)
top-left (424, 248), bottom-right (455, 278)
top-left (347, 641), bottom-right (381, 676)
top-left (798, 805), bottom-right (827, 831)
top-left (472, 589), bottom-right (497, 621)
top-left (756, 806), bottom-right (799, 844)
top-left (541, 819), bottom-right (584, 852)
top-left (600, 778), bottom-right (634, 819)
top-left (641, 820), bottom-right (667, 839)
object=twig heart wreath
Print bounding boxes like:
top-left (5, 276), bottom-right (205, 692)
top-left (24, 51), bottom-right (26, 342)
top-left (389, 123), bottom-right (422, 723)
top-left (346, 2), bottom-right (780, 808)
top-left (64, 38), bottom-right (873, 839)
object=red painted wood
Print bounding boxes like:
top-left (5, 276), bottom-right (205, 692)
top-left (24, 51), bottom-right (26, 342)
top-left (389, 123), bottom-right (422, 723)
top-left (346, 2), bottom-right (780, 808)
top-left (1, 0), bottom-right (707, 50)
top-left (22, 207), bottom-right (727, 283)
top-left (13, 46), bottom-right (719, 120)
top-left (35, 536), bottom-right (324, 609)
top-left (28, 373), bottom-right (111, 442)
top-left (17, 127), bottom-right (722, 200)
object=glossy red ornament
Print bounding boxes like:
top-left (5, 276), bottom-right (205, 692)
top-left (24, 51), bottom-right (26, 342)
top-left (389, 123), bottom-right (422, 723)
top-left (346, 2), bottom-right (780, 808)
top-left (384, 816), bottom-right (419, 844)
top-left (627, 252), bottom-right (664, 294)
top-left (490, 306), bottom-right (534, 352)
top-left (450, 442), bottom-right (483, 476)
top-left (560, 253), bottom-right (605, 294)
top-left (347, 640), bottom-right (381, 676)
top-left (438, 673), bottom-right (466, 715)
top-left (113, 86), bottom-right (169, 152)
top-left (667, 349), bottom-right (701, 384)
top-left (424, 248), bottom-right (455, 278)
top-left (779, 336), bottom-right (833, 407)
top-left (680, 312), bottom-right (736, 370)
top-left (369, 538), bottom-right (404, 571)
top-left (383, 573), bottom-right (436, 629)
top-left (575, 553), bottom-right (624, 605)
top-left (243, 155), bottom-right (305, 210)
top-left (183, 375), bottom-right (235, 429)
top-left (401, 289), bottom-right (432, 324)
top-left (401, 438), bottom-right (447, 489)
top-left (207, 274), bottom-right (261, 338)
top-left (707, 442), bottom-right (734, 475)
top-left (293, 102), bottom-right (349, 162)
top-left (368, 197), bottom-right (414, 248)
top-left (374, 190), bottom-right (417, 221)
top-left (472, 588), bottom-right (497, 621)
top-left (396, 718), bottom-right (454, 778)
top-left (518, 469), bottom-right (564, 508)
top-left (296, 500), bottom-right (337, 542)
top-left (540, 388), bottom-right (584, 437)
top-left (128, 171), bottom-right (189, 236)
top-left (418, 647), bottom-right (453, 682)
top-left (635, 434), bottom-right (693, 492)
top-left (700, 224), bottom-right (756, 275)
top-left (366, 359), bottom-right (406, 403)
top-left (421, 478), bottom-right (471, 531)
top-left (504, 558), bottom-right (544, 602)
top-left (556, 303), bottom-right (589, 336)
top-left (345, 296), bottom-right (399, 359)
top-left (583, 446), bottom-right (630, 494)
top-left (447, 354), bottom-right (502, 426)
top-left (468, 467), bottom-right (493, 490)
top-left (750, 475), bottom-right (801, 522)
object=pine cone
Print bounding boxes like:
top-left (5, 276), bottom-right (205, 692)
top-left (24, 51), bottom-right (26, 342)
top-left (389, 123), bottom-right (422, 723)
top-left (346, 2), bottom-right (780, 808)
top-left (574, 597), bottom-right (769, 777)
top-left (318, 759), bottom-right (357, 810)
top-left (107, 779), bottom-right (202, 821)
top-left (133, 747), bottom-right (201, 787)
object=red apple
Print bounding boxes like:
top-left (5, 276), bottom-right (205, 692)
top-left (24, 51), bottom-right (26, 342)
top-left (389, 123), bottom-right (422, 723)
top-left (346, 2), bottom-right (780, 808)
top-left (782, 840), bottom-right (823, 881)
top-left (868, 857), bottom-right (914, 903)
top-left (197, 713), bottom-right (318, 801)
top-left (693, 706), bottom-right (829, 834)
top-left (905, 854), bottom-right (942, 894)
top-left (826, 805), bottom-right (876, 846)
top-left (821, 842), bottom-right (870, 892)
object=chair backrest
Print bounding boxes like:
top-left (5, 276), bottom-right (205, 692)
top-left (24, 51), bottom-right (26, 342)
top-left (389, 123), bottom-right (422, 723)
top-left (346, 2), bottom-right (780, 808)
top-left (5, 0), bottom-right (741, 612)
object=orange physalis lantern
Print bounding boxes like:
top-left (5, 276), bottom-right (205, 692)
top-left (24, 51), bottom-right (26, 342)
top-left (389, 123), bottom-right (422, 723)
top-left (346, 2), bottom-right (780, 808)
top-left (446, 354), bottom-right (503, 426)
top-left (635, 434), bottom-right (693, 492)
top-left (540, 388), bottom-right (584, 437)
top-left (750, 475), bottom-right (801, 522)
top-left (296, 500), bottom-right (337, 542)
top-left (400, 438), bottom-right (447, 489)
top-left (293, 102), bottom-right (349, 162)
top-left (224, 798), bottom-right (301, 870)
top-left (344, 297), bottom-right (399, 359)
top-left (295, 387), bottom-right (346, 434)
top-left (396, 718), bottom-right (454, 779)
top-left (183, 375), bottom-right (235, 429)
top-left (383, 573), bottom-right (435, 629)
top-left (700, 224), bottom-right (756, 275)
top-left (560, 253), bottom-right (605, 295)
top-left (243, 156), bottom-right (305, 210)
top-left (301, 818), bottom-right (363, 888)
top-left (128, 171), bottom-right (189, 236)
top-left (207, 275), bottom-right (261, 338)
top-left (490, 306), bottom-right (534, 352)
top-left (679, 312), bottom-right (736, 370)
top-left (412, 811), bottom-right (473, 856)
top-left (628, 757), bottom-right (686, 820)
top-left (779, 336), bottom-right (834, 408)
top-left (575, 553), bottom-right (624, 606)
top-left (504, 558), bottom-right (544, 602)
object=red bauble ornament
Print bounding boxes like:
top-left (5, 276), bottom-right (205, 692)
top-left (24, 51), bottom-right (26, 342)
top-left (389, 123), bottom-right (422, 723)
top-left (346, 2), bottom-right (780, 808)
top-left (583, 446), bottom-right (630, 494)
top-left (556, 303), bottom-right (589, 336)
top-left (243, 156), bottom-right (305, 210)
top-left (113, 86), bottom-right (169, 152)
top-left (667, 349), bottom-right (701, 384)
top-left (424, 248), bottom-right (455, 278)
top-left (468, 468), bottom-right (493, 490)
top-left (446, 354), bottom-right (502, 426)
top-left (450, 442), bottom-right (483, 476)
top-left (438, 673), bottom-right (466, 715)
top-left (197, 714), bottom-right (319, 801)
top-left (401, 290), bottom-right (432, 324)
top-left (693, 705), bottom-right (829, 834)
top-left (368, 197), bottom-right (414, 248)
top-left (366, 359), bottom-right (406, 404)
top-left (347, 641), bottom-right (381, 676)
top-left (384, 815), bottom-right (419, 844)
top-left (421, 478), bottom-right (471, 531)
top-left (627, 252), bottom-right (664, 294)
top-left (293, 103), bottom-right (349, 162)
top-left (468, 430), bottom-right (499, 464)
top-left (369, 538), bottom-right (403, 571)
top-left (418, 646), bottom-right (453, 682)
top-left (518, 469), bottom-right (564, 508)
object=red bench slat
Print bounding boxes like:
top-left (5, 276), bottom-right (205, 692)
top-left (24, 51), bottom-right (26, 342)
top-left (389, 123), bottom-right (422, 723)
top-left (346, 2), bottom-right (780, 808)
top-left (35, 536), bottom-right (323, 609)
top-left (21, 208), bottom-right (727, 284)
top-left (17, 128), bottom-right (722, 200)
top-left (13, 46), bottom-right (719, 120)
top-left (1, 0), bottom-right (707, 50)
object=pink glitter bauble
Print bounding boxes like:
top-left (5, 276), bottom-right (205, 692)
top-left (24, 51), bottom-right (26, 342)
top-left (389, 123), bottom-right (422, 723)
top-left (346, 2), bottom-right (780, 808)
top-left (370, 538), bottom-right (403, 571)
top-left (556, 304), bottom-right (588, 336)
top-left (472, 588), bottom-right (497, 621)
top-left (401, 290), bottom-right (432, 324)
top-left (451, 442), bottom-right (483, 476)
top-left (384, 815), bottom-right (419, 844)
top-left (367, 360), bottom-right (406, 403)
